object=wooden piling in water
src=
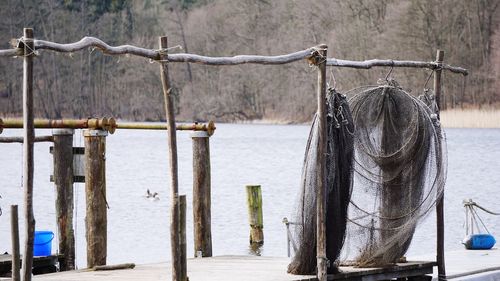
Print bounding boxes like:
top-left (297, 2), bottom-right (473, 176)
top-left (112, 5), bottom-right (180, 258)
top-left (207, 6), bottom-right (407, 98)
top-left (84, 129), bottom-right (108, 268)
top-left (434, 49), bottom-right (446, 281)
top-left (179, 195), bottom-right (188, 281)
top-left (11, 205), bottom-right (20, 281)
top-left (21, 27), bottom-right (36, 281)
top-left (246, 185), bottom-right (264, 244)
top-left (52, 129), bottom-right (75, 271)
top-left (192, 131), bottom-right (212, 257)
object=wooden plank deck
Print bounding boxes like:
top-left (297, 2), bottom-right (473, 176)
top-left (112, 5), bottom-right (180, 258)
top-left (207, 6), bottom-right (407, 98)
top-left (411, 248), bottom-right (500, 280)
top-left (30, 256), bottom-right (436, 281)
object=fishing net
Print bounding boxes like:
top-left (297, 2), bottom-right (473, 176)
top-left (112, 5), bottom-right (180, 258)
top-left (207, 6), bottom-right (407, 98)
top-left (288, 88), bottom-right (355, 275)
top-left (344, 81), bottom-right (447, 267)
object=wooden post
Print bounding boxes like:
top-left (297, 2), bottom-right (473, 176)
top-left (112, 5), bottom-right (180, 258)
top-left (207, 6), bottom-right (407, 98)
top-left (246, 185), bottom-right (264, 244)
top-left (434, 50), bottom-right (446, 281)
top-left (191, 131), bottom-right (212, 257)
top-left (52, 129), bottom-right (75, 271)
top-left (21, 27), bottom-right (36, 281)
top-left (316, 44), bottom-right (328, 281)
top-left (179, 195), bottom-right (188, 281)
top-left (84, 129), bottom-right (107, 268)
top-left (158, 36), bottom-right (181, 281)
top-left (11, 205), bottom-right (20, 281)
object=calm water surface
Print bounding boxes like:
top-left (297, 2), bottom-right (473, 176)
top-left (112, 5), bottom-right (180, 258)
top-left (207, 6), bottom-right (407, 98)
top-left (0, 124), bottom-right (499, 267)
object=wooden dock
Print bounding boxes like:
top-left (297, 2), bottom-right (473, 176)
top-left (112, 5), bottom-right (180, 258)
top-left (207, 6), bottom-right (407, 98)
top-left (28, 256), bottom-right (437, 281)
top-left (411, 248), bottom-right (500, 280)
top-left (0, 250), bottom-right (495, 280)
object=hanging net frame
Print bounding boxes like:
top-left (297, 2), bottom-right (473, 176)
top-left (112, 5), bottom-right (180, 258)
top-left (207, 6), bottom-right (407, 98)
top-left (288, 88), bottom-right (355, 275)
top-left (343, 81), bottom-right (447, 267)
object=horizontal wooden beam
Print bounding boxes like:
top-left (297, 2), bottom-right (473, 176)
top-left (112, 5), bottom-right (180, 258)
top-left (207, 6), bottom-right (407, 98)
top-left (33, 37), bottom-right (318, 65)
top-left (327, 58), bottom-right (468, 75)
top-left (0, 48), bottom-right (22, 57)
top-left (0, 37), bottom-right (468, 74)
top-left (35, 37), bottom-right (159, 60)
top-left (166, 48), bottom-right (316, 65)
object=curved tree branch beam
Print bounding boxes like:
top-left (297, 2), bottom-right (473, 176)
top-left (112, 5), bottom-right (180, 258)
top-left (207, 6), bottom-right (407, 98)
top-left (327, 58), bottom-right (468, 75)
top-left (34, 37), bottom-right (160, 60)
top-left (0, 48), bottom-right (22, 57)
top-left (166, 48), bottom-right (317, 65)
top-left (34, 37), bottom-right (319, 65)
top-left (1, 36), bottom-right (468, 74)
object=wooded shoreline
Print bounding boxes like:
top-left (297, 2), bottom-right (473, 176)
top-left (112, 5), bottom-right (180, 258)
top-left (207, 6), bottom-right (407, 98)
top-left (230, 109), bottom-right (500, 129)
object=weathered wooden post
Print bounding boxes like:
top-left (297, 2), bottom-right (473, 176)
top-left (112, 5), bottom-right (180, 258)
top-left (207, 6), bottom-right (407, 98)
top-left (21, 27), bottom-right (36, 281)
top-left (158, 35), bottom-right (182, 281)
top-left (11, 205), bottom-right (20, 281)
top-left (315, 44), bottom-right (328, 281)
top-left (434, 49), bottom-right (446, 281)
top-left (179, 195), bottom-right (187, 281)
top-left (51, 129), bottom-right (75, 271)
top-left (246, 185), bottom-right (264, 244)
top-left (192, 131), bottom-right (212, 257)
top-left (84, 129), bottom-right (107, 268)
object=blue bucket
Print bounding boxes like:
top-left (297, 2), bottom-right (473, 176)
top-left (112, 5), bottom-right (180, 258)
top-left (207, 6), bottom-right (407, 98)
top-left (33, 230), bottom-right (54, 256)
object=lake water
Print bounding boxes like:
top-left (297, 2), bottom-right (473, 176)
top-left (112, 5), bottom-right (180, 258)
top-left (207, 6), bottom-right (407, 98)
top-left (0, 124), bottom-right (499, 268)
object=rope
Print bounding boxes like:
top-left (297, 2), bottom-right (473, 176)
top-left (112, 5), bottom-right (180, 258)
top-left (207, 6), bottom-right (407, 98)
top-left (423, 69), bottom-right (435, 90)
top-left (463, 199), bottom-right (499, 235)
top-left (464, 200), bottom-right (496, 235)
top-left (464, 200), bottom-right (500, 215)
top-left (471, 207), bottom-right (490, 234)
top-left (309, 46), bottom-right (327, 67)
top-left (384, 62), bottom-right (394, 81)
top-left (149, 45), bottom-right (183, 63)
top-left (328, 68), bottom-right (337, 90)
top-left (15, 37), bottom-right (39, 57)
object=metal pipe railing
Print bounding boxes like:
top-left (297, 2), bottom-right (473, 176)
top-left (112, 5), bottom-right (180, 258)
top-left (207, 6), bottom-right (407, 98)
top-left (1, 118), bottom-right (114, 133)
top-left (116, 120), bottom-right (216, 136)
top-left (0, 118), bottom-right (216, 136)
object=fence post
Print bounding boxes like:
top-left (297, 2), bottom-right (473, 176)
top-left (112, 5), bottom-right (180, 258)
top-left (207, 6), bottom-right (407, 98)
top-left (11, 205), bottom-right (20, 281)
top-left (315, 44), bottom-right (328, 281)
top-left (179, 195), bottom-right (188, 281)
top-left (158, 35), bottom-right (182, 281)
top-left (246, 185), bottom-right (264, 244)
top-left (52, 129), bottom-right (75, 270)
top-left (192, 131), bottom-right (212, 257)
top-left (434, 49), bottom-right (446, 281)
top-left (84, 129), bottom-right (107, 268)
top-left (21, 27), bottom-right (36, 281)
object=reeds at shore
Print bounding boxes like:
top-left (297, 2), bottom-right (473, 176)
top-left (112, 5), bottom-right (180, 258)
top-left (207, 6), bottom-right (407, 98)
top-left (440, 109), bottom-right (500, 128)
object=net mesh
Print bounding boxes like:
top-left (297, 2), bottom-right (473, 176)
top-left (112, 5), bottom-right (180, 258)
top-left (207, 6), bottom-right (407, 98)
top-left (288, 89), bottom-right (355, 274)
top-left (344, 82), bottom-right (446, 267)
top-left (288, 81), bottom-right (447, 274)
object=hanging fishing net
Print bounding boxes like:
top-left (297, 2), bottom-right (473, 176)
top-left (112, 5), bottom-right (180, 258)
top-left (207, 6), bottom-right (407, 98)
top-left (344, 80), bottom-right (447, 267)
top-left (288, 88), bottom-right (355, 275)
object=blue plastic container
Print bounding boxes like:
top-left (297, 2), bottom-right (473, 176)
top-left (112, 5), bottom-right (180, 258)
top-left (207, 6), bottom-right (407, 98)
top-left (463, 234), bottom-right (496, 250)
top-left (33, 230), bottom-right (54, 256)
